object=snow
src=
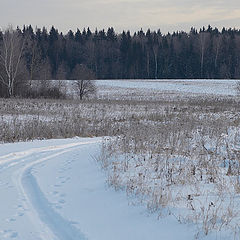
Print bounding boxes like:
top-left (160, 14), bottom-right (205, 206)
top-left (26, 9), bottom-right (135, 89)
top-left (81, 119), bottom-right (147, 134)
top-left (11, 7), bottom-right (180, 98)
top-left (0, 137), bottom-right (198, 240)
top-left (96, 79), bottom-right (239, 96)
top-left (1, 79), bottom-right (240, 239)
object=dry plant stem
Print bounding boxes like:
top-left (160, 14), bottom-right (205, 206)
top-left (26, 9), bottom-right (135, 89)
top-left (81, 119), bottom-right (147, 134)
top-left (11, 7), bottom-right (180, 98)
top-left (1, 92), bottom-right (240, 238)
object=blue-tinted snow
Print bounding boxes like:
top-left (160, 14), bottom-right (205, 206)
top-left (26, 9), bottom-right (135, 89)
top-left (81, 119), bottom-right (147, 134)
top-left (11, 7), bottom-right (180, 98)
top-left (96, 79), bottom-right (239, 96)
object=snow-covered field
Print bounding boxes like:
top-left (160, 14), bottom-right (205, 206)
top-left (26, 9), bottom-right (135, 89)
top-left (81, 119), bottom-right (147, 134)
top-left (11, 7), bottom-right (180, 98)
top-left (1, 80), bottom-right (240, 240)
top-left (0, 137), bottom-right (198, 240)
top-left (96, 79), bottom-right (239, 96)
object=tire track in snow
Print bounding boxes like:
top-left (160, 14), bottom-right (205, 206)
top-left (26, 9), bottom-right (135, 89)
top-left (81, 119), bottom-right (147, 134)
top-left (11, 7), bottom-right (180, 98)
top-left (0, 141), bottom-right (97, 166)
top-left (5, 139), bottom-right (101, 240)
top-left (21, 149), bottom-right (88, 240)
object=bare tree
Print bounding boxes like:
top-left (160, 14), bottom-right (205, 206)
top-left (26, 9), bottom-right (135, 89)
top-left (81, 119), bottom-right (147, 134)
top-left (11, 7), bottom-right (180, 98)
top-left (0, 26), bottom-right (26, 97)
top-left (56, 62), bottom-right (68, 80)
top-left (54, 62), bottom-right (68, 96)
top-left (199, 31), bottom-right (210, 78)
top-left (153, 44), bottom-right (158, 79)
top-left (27, 57), bottom-right (54, 98)
top-left (213, 35), bottom-right (222, 69)
top-left (25, 37), bottom-right (43, 89)
top-left (71, 64), bottom-right (96, 100)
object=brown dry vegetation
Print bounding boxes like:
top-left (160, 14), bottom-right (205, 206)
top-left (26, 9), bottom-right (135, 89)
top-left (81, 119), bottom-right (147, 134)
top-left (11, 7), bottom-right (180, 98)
top-left (1, 93), bottom-right (240, 237)
top-left (96, 94), bottom-right (240, 238)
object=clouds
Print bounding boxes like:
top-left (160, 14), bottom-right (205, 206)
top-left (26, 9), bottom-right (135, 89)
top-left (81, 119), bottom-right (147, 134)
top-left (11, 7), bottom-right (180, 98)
top-left (1, 0), bottom-right (240, 33)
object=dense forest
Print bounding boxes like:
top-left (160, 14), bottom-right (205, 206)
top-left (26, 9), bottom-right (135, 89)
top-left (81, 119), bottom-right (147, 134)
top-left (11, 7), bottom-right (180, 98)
top-left (0, 25), bottom-right (240, 97)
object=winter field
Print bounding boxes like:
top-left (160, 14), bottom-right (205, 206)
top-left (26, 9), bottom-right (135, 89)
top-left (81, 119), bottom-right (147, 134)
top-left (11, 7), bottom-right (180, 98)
top-left (96, 79), bottom-right (239, 98)
top-left (1, 80), bottom-right (240, 239)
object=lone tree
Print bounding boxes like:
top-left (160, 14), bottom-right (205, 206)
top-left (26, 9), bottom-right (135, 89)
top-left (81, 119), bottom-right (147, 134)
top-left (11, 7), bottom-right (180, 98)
top-left (0, 26), bottom-right (26, 97)
top-left (71, 64), bottom-right (96, 100)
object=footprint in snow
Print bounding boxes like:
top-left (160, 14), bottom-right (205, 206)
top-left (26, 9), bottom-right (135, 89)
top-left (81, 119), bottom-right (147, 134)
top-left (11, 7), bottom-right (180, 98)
top-left (12, 204), bottom-right (26, 218)
top-left (15, 204), bottom-right (26, 212)
top-left (58, 199), bottom-right (65, 204)
top-left (9, 231), bottom-right (18, 238)
top-left (17, 212), bottom-right (24, 217)
top-left (55, 205), bottom-right (62, 209)
top-left (0, 230), bottom-right (18, 238)
top-left (70, 221), bottom-right (78, 225)
top-left (6, 218), bottom-right (16, 222)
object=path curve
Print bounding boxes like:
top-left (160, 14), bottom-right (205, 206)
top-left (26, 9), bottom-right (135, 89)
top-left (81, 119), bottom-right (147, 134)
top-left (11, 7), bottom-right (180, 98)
top-left (0, 139), bottom-right (101, 240)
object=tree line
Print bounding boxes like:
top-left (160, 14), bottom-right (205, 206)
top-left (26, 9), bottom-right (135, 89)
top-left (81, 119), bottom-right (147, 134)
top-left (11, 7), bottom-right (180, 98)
top-left (0, 24), bottom-right (240, 97)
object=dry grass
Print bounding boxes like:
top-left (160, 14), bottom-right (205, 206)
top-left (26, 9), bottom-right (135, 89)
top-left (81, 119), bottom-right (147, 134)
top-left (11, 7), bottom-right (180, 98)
top-left (1, 91), bottom-right (240, 238)
top-left (95, 94), bottom-right (240, 238)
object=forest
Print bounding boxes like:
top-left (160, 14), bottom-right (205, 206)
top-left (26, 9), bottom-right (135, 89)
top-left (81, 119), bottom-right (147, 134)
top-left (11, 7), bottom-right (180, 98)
top-left (0, 25), bottom-right (240, 97)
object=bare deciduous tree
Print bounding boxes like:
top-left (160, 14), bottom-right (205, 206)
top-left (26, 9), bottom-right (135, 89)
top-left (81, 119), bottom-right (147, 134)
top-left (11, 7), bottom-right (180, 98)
top-left (199, 31), bottom-right (210, 78)
top-left (213, 35), bottom-right (222, 69)
top-left (28, 57), bottom-right (55, 98)
top-left (71, 64), bottom-right (96, 100)
top-left (25, 37), bottom-right (43, 88)
top-left (153, 44), bottom-right (158, 79)
top-left (56, 62), bottom-right (70, 82)
top-left (0, 26), bottom-right (26, 97)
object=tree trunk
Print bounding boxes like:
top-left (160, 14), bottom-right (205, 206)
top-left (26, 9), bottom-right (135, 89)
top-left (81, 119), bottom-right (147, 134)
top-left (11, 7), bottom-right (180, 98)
top-left (154, 53), bottom-right (158, 79)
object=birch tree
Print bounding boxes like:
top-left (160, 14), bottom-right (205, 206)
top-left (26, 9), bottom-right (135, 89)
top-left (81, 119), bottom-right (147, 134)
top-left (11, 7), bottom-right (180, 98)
top-left (0, 26), bottom-right (25, 97)
top-left (153, 44), bottom-right (158, 79)
top-left (199, 31), bottom-right (210, 78)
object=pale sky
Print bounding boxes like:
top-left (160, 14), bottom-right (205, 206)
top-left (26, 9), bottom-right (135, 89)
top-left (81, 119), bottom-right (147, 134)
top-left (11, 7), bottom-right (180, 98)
top-left (1, 0), bottom-right (240, 33)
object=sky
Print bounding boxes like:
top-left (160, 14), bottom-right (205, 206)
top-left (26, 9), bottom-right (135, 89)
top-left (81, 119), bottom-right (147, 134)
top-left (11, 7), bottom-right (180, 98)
top-left (1, 0), bottom-right (240, 34)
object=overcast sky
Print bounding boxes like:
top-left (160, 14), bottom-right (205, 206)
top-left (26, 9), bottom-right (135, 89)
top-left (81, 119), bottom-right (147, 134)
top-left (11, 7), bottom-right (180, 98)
top-left (1, 0), bottom-right (240, 33)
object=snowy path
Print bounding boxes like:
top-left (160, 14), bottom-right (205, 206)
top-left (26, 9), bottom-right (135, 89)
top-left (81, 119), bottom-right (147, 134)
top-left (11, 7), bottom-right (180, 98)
top-left (0, 138), bottom-right (99, 239)
top-left (20, 149), bottom-right (88, 240)
top-left (0, 138), bottom-right (197, 240)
